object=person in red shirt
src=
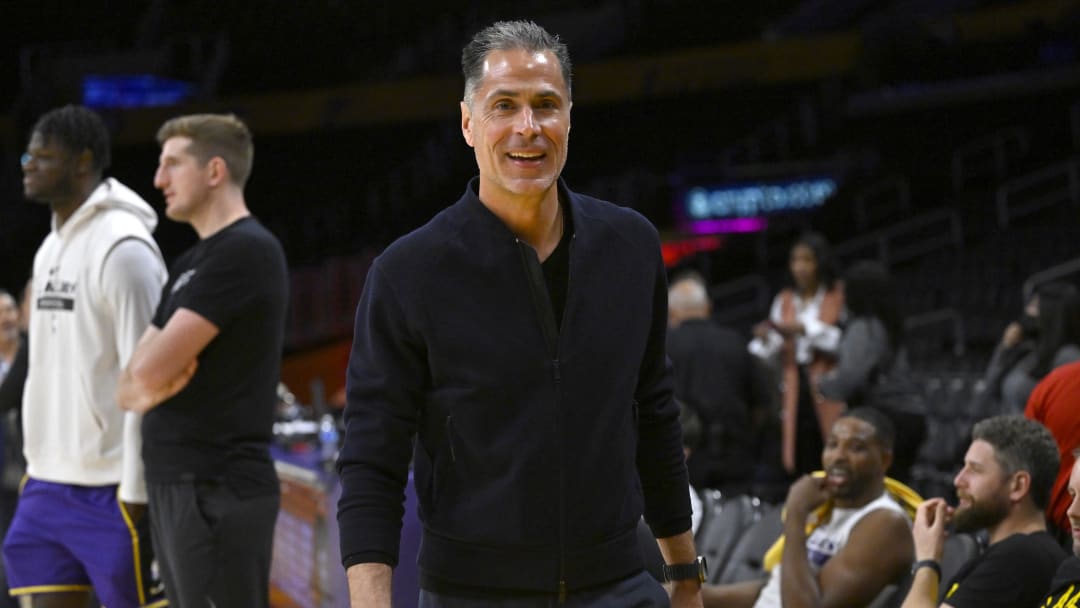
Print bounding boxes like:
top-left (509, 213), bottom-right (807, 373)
top-left (1025, 359), bottom-right (1080, 542)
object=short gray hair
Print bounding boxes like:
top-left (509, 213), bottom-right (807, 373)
top-left (668, 275), bottom-right (709, 316)
top-left (461, 20), bottom-right (572, 107)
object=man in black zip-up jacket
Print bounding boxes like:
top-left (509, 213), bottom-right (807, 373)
top-left (338, 20), bottom-right (702, 607)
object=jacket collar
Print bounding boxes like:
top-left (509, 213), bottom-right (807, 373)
top-left (453, 176), bottom-right (580, 242)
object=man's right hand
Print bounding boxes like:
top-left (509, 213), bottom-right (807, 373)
top-left (347, 563), bottom-right (393, 608)
top-left (117, 359), bottom-right (197, 414)
top-left (912, 498), bottom-right (952, 562)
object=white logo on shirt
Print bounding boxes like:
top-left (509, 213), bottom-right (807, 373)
top-left (171, 269), bottom-right (197, 294)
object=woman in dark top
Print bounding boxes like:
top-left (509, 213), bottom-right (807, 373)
top-left (818, 261), bottom-right (927, 483)
top-left (984, 282), bottom-right (1080, 414)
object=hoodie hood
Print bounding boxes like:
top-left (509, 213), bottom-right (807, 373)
top-left (55, 178), bottom-right (158, 238)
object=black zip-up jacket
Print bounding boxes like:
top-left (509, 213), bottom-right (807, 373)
top-left (338, 178), bottom-right (691, 594)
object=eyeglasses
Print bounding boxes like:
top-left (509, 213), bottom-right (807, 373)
top-left (20, 152), bottom-right (64, 168)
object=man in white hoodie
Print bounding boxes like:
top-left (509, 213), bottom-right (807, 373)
top-left (2, 105), bottom-right (167, 608)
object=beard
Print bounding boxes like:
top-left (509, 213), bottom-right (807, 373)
top-left (952, 493), bottom-right (1010, 533)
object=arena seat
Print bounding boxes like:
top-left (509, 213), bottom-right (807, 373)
top-left (941, 532), bottom-right (982, 585)
top-left (714, 502), bottom-right (783, 585)
top-left (699, 494), bottom-right (772, 584)
top-left (694, 488), bottom-right (722, 543)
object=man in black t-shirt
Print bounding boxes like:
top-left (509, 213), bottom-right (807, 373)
top-left (1039, 452), bottom-right (1080, 607)
top-left (117, 113), bottom-right (287, 608)
top-left (899, 416), bottom-right (1066, 608)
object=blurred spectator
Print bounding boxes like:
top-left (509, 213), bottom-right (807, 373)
top-left (818, 261), bottom-right (927, 484)
top-left (1039, 454), bottom-right (1080, 606)
top-left (0, 288), bottom-right (23, 608)
top-left (677, 400), bottom-right (704, 535)
top-left (0, 280), bottom-right (30, 494)
top-left (750, 232), bottom-right (843, 476)
top-left (0, 288), bottom-right (20, 416)
top-left (1024, 359), bottom-right (1080, 544)
top-left (983, 282), bottom-right (1080, 414)
top-left (0, 285), bottom-right (28, 487)
top-left (668, 272), bottom-right (773, 494)
top-left (899, 416), bottom-right (1066, 608)
top-left (701, 408), bottom-right (914, 608)
top-left (0, 281), bottom-right (30, 498)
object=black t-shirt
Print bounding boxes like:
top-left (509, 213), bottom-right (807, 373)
top-left (942, 531), bottom-right (1067, 607)
top-left (142, 217), bottom-right (288, 496)
top-left (541, 203), bottom-right (572, 331)
top-left (1041, 556), bottom-right (1080, 607)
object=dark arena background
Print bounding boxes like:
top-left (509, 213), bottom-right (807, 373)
top-left (2, 1), bottom-right (1079, 606)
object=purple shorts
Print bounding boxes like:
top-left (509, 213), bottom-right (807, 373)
top-left (2, 478), bottom-right (165, 608)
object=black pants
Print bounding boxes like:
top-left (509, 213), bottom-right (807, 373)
top-left (419, 570), bottom-right (670, 607)
top-left (147, 480), bottom-right (279, 608)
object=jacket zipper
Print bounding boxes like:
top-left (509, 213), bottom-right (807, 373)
top-left (554, 357), bottom-right (566, 604)
top-left (515, 236), bottom-right (571, 601)
top-left (557, 235), bottom-right (574, 603)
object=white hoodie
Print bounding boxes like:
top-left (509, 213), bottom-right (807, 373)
top-left (23, 178), bottom-right (166, 503)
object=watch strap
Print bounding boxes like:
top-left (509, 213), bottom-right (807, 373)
top-left (911, 559), bottom-right (942, 579)
top-left (662, 556), bottom-right (708, 583)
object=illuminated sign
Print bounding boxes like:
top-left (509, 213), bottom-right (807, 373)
top-left (684, 217), bottom-right (767, 235)
top-left (83, 75), bottom-right (195, 109)
top-left (676, 177), bottom-right (837, 234)
top-left (661, 235), bottom-right (725, 267)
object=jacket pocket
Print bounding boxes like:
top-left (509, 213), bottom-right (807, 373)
top-left (445, 415), bottom-right (458, 464)
top-left (430, 415), bottom-right (458, 508)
